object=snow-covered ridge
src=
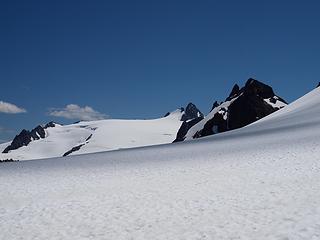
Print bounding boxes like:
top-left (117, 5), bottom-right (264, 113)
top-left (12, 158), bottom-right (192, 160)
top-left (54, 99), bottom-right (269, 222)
top-left (0, 106), bottom-right (202, 161)
top-left (0, 110), bottom-right (183, 161)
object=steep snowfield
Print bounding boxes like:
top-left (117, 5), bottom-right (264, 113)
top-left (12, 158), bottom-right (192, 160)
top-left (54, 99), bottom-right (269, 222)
top-left (1, 88), bottom-right (320, 239)
top-left (0, 110), bottom-right (183, 160)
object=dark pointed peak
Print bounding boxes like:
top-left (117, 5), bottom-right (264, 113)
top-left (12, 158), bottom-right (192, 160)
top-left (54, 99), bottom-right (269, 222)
top-left (226, 84), bottom-right (241, 101)
top-left (185, 102), bottom-right (197, 111)
top-left (317, 82), bottom-right (320, 88)
top-left (2, 129), bottom-right (31, 153)
top-left (181, 102), bottom-right (203, 121)
top-left (210, 101), bottom-right (220, 112)
top-left (2, 124), bottom-right (48, 154)
top-left (243, 78), bottom-right (275, 99)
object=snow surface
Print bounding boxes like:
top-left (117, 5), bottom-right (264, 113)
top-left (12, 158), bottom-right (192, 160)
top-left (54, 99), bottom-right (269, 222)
top-left (1, 88), bottom-right (320, 239)
top-left (0, 110), bottom-right (183, 160)
top-left (264, 98), bottom-right (287, 109)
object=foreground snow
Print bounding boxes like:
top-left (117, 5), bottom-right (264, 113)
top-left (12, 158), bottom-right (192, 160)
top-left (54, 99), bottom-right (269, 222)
top-left (1, 88), bottom-right (320, 239)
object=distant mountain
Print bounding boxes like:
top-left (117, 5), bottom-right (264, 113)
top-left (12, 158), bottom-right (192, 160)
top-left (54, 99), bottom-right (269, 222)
top-left (0, 78), bottom-right (290, 160)
top-left (174, 78), bottom-right (287, 142)
top-left (0, 104), bottom-right (202, 161)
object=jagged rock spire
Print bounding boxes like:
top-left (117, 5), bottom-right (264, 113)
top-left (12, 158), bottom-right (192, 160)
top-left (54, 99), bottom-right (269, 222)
top-left (181, 103), bottom-right (203, 121)
top-left (226, 84), bottom-right (240, 101)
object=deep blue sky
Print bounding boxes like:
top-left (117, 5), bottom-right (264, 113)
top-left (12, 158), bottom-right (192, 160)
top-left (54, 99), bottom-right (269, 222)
top-left (1, 0), bottom-right (320, 141)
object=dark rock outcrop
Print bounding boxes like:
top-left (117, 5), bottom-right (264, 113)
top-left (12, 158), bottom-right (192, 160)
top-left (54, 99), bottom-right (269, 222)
top-left (30, 125), bottom-right (46, 139)
top-left (44, 121), bottom-right (56, 129)
top-left (0, 159), bottom-right (18, 163)
top-left (2, 122), bottom-right (54, 153)
top-left (181, 103), bottom-right (204, 121)
top-left (173, 117), bottom-right (203, 142)
top-left (178, 78), bottom-right (287, 141)
top-left (85, 134), bottom-right (93, 142)
top-left (164, 112), bottom-right (171, 117)
top-left (63, 144), bottom-right (85, 157)
top-left (173, 103), bottom-right (204, 142)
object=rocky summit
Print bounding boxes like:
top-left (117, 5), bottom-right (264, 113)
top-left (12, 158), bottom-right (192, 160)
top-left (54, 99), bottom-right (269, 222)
top-left (174, 78), bottom-right (287, 142)
top-left (2, 122), bottom-right (57, 154)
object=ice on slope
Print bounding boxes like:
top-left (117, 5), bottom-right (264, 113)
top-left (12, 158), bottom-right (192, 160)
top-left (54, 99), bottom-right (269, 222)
top-left (1, 88), bottom-right (320, 239)
top-left (0, 110), bottom-right (183, 160)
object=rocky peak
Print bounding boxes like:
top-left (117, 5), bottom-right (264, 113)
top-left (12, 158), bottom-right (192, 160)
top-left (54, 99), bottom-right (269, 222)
top-left (243, 78), bottom-right (275, 99)
top-left (2, 125), bottom-right (47, 154)
top-left (181, 103), bottom-right (203, 121)
top-left (175, 78), bottom-right (287, 142)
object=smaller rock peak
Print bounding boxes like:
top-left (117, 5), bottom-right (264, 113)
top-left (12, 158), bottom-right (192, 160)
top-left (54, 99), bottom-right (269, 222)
top-left (229, 84), bottom-right (240, 97)
top-left (317, 82), bottom-right (320, 88)
top-left (226, 84), bottom-right (241, 101)
top-left (181, 102), bottom-right (203, 121)
top-left (185, 102), bottom-right (197, 111)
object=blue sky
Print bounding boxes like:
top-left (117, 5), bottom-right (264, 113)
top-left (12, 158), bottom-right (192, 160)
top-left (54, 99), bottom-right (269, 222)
top-left (1, 0), bottom-right (320, 142)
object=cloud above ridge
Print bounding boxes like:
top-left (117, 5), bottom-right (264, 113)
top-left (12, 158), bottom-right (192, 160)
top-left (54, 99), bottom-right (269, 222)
top-left (48, 104), bottom-right (108, 121)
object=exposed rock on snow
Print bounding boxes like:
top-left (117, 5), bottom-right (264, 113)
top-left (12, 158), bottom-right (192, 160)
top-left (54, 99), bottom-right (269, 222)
top-left (63, 144), bottom-right (85, 157)
top-left (173, 103), bottom-right (204, 142)
top-left (180, 103), bottom-right (203, 121)
top-left (2, 125), bottom-right (47, 153)
top-left (179, 78), bottom-right (287, 141)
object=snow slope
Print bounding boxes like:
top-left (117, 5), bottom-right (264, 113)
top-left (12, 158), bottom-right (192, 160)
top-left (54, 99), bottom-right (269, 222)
top-left (1, 88), bottom-right (320, 239)
top-left (0, 110), bottom-right (183, 160)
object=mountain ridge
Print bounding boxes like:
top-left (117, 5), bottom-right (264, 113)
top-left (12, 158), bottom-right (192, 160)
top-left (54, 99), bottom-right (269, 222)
top-left (0, 78), bottom-right (293, 160)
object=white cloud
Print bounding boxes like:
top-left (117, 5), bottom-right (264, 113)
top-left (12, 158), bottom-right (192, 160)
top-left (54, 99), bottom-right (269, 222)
top-left (0, 101), bottom-right (27, 114)
top-left (49, 104), bottom-right (109, 121)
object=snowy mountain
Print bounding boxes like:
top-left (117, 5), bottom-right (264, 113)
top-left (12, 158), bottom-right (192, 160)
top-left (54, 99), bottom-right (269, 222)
top-left (1, 85), bottom-right (320, 239)
top-left (175, 78), bottom-right (287, 142)
top-left (0, 104), bottom-right (201, 161)
top-left (0, 79), bottom-right (288, 160)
